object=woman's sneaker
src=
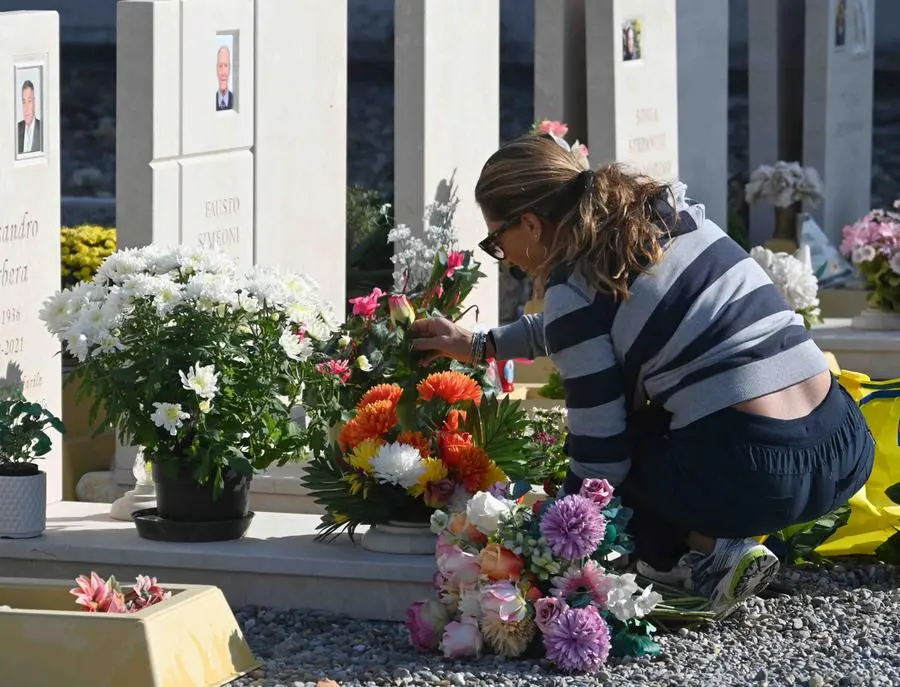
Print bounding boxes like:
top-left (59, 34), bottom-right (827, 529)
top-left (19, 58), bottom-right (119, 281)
top-left (691, 538), bottom-right (780, 610)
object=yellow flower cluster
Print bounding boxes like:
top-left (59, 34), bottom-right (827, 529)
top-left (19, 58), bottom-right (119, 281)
top-left (61, 225), bottom-right (117, 287)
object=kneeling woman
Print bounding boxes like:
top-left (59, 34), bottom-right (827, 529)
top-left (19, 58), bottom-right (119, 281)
top-left (410, 133), bottom-right (875, 609)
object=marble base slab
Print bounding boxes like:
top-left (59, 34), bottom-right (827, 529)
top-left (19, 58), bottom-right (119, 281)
top-left (0, 502), bottom-right (434, 622)
top-left (811, 318), bottom-right (900, 381)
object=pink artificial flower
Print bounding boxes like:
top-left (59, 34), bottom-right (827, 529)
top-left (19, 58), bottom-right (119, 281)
top-left (480, 581), bottom-right (527, 623)
top-left (434, 284), bottom-right (444, 298)
top-left (445, 250), bottom-right (465, 279)
top-left (550, 559), bottom-right (614, 608)
top-left (406, 599), bottom-right (450, 652)
top-left (533, 596), bottom-right (566, 634)
top-left (435, 531), bottom-right (458, 559)
top-left (70, 571), bottom-right (126, 614)
top-left (348, 287), bottom-right (384, 319)
top-left (538, 120), bottom-right (569, 138)
top-left (579, 478), bottom-right (615, 510)
top-left (388, 293), bottom-right (416, 327)
top-left (437, 547), bottom-right (481, 588)
top-left (440, 616), bottom-right (483, 659)
top-left (574, 142), bottom-right (590, 159)
top-left (317, 359), bottom-right (352, 383)
top-left (130, 575), bottom-right (171, 610)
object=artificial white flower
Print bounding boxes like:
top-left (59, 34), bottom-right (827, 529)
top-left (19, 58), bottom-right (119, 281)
top-left (853, 244), bottom-right (877, 263)
top-left (458, 584), bottom-right (483, 620)
top-left (179, 362), bottom-right (219, 400)
top-left (355, 355), bottom-right (372, 371)
top-left (605, 573), bottom-right (662, 621)
top-left (338, 334), bottom-right (352, 349)
top-left (370, 442), bottom-right (426, 489)
top-left (750, 246), bottom-right (820, 313)
top-left (150, 402), bottom-right (190, 436)
top-left (279, 328), bottom-right (313, 361)
top-left (466, 491), bottom-right (513, 534)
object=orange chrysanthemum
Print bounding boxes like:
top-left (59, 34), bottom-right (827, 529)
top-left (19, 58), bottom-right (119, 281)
top-left (357, 384), bottom-right (403, 410)
top-left (443, 443), bottom-right (497, 493)
top-left (397, 430), bottom-right (432, 459)
top-left (338, 399), bottom-right (398, 451)
top-left (443, 409), bottom-right (468, 432)
top-left (417, 371), bottom-right (482, 407)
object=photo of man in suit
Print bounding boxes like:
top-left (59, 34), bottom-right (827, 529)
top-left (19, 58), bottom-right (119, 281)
top-left (216, 44), bottom-right (234, 111)
top-left (17, 79), bottom-right (42, 155)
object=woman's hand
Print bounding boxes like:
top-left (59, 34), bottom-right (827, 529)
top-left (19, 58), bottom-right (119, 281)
top-left (409, 317), bottom-right (475, 365)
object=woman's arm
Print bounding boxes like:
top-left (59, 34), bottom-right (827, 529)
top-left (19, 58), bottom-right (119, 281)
top-left (488, 313), bottom-right (547, 360)
top-left (543, 280), bottom-right (630, 494)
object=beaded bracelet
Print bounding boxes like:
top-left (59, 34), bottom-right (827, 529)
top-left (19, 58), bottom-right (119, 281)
top-left (470, 330), bottom-right (487, 365)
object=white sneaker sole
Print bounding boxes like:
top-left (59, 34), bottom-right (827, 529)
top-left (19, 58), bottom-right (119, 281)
top-left (712, 546), bottom-right (780, 608)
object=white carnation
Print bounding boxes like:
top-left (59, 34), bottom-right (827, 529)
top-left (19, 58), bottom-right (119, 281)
top-left (370, 442), bottom-right (426, 489)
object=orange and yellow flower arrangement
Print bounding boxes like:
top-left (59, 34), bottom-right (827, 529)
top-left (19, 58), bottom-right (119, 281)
top-left (305, 370), bottom-right (533, 540)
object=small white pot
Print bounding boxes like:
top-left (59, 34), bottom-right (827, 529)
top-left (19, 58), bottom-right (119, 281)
top-left (0, 470), bottom-right (47, 539)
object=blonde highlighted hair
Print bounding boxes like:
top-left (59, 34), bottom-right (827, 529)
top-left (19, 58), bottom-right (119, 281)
top-left (474, 133), bottom-right (674, 300)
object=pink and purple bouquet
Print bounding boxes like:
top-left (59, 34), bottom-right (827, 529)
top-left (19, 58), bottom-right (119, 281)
top-left (406, 480), bottom-right (663, 673)
top-left (840, 201), bottom-right (900, 312)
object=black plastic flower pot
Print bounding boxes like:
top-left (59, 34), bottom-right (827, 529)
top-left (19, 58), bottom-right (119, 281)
top-left (152, 462), bottom-right (251, 523)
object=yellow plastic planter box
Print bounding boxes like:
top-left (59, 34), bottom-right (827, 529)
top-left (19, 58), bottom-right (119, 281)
top-left (0, 577), bottom-right (259, 687)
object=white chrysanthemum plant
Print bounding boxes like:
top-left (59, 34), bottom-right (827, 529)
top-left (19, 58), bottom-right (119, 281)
top-left (40, 245), bottom-right (343, 496)
top-left (750, 244), bottom-right (823, 330)
top-left (744, 161), bottom-right (824, 209)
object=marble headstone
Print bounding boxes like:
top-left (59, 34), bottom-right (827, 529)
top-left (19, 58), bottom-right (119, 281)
top-left (803, 0), bottom-right (875, 248)
top-left (394, 0), bottom-right (500, 328)
top-left (115, 0), bottom-right (347, 500)
top-left (676, 0), bottom-right (728, 227)
top-left (584, 0), bottom-right (679, 184)
top-left (0, 11), bottom-right (62, 503)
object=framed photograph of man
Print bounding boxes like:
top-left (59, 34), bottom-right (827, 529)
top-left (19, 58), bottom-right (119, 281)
top-left (622, 19), bottom-right (643, 63)
top-left (14, 63), bottom-right (45, 160)
top-left (215, 32), bottom-right (237, 112)
top-left (835, 0), bottom-right (847, 49)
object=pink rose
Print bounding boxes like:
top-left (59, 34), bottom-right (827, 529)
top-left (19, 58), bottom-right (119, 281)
top-left (480, 581), bottom-right (527, 623)
top-left (348, 287), bottom-right (384, 318)
top-left (437, 547), bottom-right (480, 587)
top-left (440, 616), bottom-right (483, 659)
top-left (538, 119), bottom-right (569, 137)
top-left (533, 596), bottom-right (565, 634)
top-left (406, 599), bottom-right (450, 651)
top-left (579, 478), bottom-right (615, 509)
top-left (445, 250), bottom-right (465, 278)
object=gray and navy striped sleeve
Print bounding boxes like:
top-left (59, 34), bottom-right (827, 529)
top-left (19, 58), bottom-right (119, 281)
top-left (542, 278), bottom-right (630, 495)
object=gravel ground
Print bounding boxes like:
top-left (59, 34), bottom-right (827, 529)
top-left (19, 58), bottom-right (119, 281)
top-left (226, 561), bottom-right (899, 687)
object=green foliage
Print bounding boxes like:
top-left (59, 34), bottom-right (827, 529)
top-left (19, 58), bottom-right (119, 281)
top-left (522, 406), bottom-right (569, 494)
top-left (873, 483), bottom-right (900, 564)
top-left (462, 394), bottom-right (535, 481)
top-left (538, 370), bottom-right (566, 400)
top-left (727, 211), bottom-right (749, 250)
top-left (768, 504), bottom-right (851, 565)
top-left (0, 395), bottom-right (65, 466)
top-left (346, 187), bottom-right (394, 302)
top-left (858, 254), bottom-right (900, 312)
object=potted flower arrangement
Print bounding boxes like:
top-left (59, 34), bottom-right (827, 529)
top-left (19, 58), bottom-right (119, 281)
top-left (0, 394), bottom-right (65, 538)
top-left (522, 406), bottom-right (569, 498)
top-left (406, 480), bottom-right (664, 671)
top-left (303, 193), bottom-right (539, 548)
top-left (744, 161), bottom-right (824, 244)
top-left (304, 371), bottom-right (533, 553)
top-left (749, 245), bottom-right (823, 329)
top-left (839, 201), bottom-right (900, 328)
top-left (40, 244), bottom-right (341, 540)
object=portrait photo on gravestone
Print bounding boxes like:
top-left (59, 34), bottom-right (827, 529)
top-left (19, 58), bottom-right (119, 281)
top-left (215, 32), bottom-right (236, 112)
top-left (622, 19), bottom-right (642, 62)
top-left (14, 63), bottom-right (44, 160)
top-left (836, 0), bottom-right (847, 48)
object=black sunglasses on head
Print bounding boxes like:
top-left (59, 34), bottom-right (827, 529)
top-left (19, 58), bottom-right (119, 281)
top-left (478, 216), bottom-right (520, 261)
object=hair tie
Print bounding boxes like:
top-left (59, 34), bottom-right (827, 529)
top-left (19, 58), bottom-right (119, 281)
top-left (580, 169), bottom-right (595, 190)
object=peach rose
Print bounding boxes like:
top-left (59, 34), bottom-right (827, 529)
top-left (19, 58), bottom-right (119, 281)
top-left (478, 543), bottom-right (524, 582)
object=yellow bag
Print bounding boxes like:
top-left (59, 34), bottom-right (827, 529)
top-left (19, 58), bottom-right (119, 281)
top-left (814, 370), bottom-right (900, 557)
